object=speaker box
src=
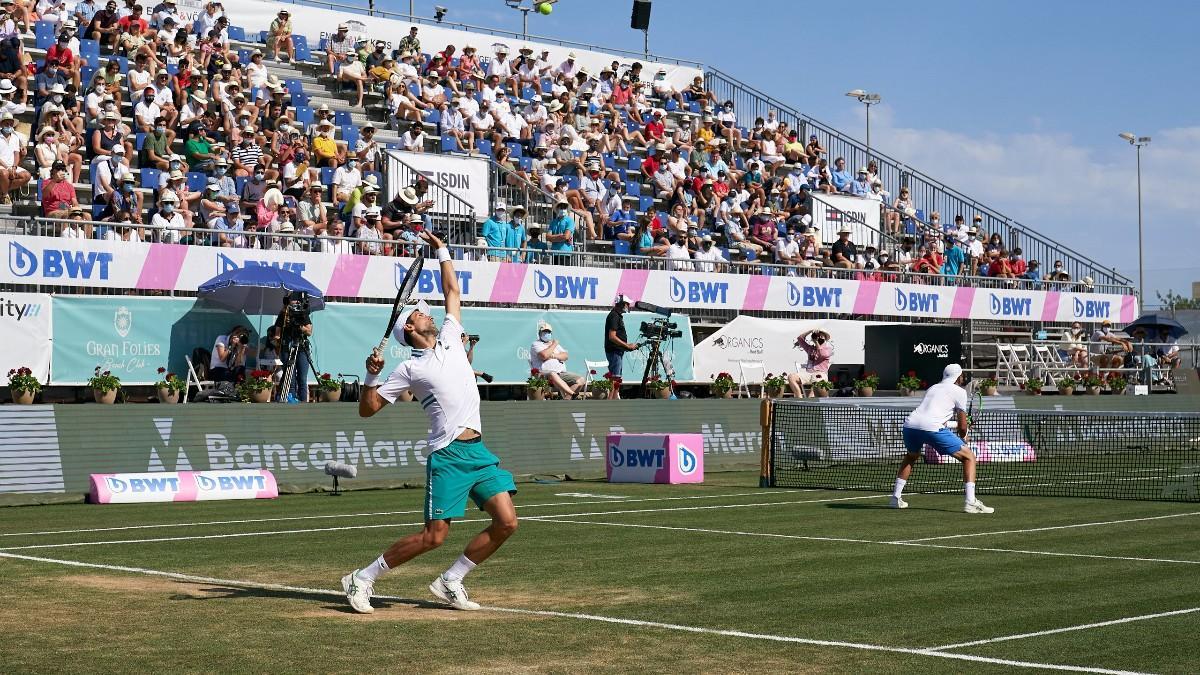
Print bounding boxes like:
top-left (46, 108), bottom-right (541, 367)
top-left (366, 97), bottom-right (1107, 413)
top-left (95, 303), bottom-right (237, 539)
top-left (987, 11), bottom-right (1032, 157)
top-left (864, 325), bottom-right (961, 390)
top-left (630, 0), bottom-right (652, 30)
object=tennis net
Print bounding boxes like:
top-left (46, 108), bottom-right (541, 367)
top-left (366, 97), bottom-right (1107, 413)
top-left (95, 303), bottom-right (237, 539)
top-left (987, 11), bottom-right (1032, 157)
top-left (767, 401), bottom-right (1200, 502)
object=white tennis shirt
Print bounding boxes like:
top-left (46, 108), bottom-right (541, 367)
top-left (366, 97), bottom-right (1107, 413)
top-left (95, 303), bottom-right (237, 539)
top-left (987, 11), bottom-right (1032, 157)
top-left (904, 380), bottom-right (968, 432)
top-left (376, 315), bottom-right (482, 451)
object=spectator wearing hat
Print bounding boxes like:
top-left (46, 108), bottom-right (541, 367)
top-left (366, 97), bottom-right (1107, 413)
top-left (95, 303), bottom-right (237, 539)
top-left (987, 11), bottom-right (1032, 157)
top-left (0, 42), bottom-right (26, 107)
top-left (40, 159), bottom-right (77, 218)
top-left (531, 321), bottom-right (586, 399)
top-left (357, 206), bottom-right (390, 255)
top-left (547, 198), bottom-right (576, 254)
top-left (481, 201), bottom-right (509, 262)
top-left (456, 44), bottom-right (485, 86)
top-left (346, 181), bottom-right (380, 234)
top-left (694, 234), bottom-right (727, 273)
top-left (151, 191), bottom-right (186, 243)
top-left (91, 136), bottom-right (128, 201)
top-left (60, 205), bottom-right (91, 239)
top-left (326, 24), bottom-right (355, 74)
top-left (311, 119), bottom-right (345, 167)
top-left (504, 205), bottom-right (529, 263)
top-left (33, 126), bottom-right (79, 183)
top-left (829, 226), bottom-right (862, 270)
top-left (380, 185), bottom-right (419, 236)
top-left (296, 183), bottom-right (327, 237)
top-left (105, 173), bottom-right (142, 223)
top-left (266, 9), bottom-right (294, 62)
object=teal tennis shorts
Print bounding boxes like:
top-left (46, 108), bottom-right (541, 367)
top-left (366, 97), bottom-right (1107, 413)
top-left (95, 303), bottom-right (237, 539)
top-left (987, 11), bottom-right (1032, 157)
top-left (424, 437), bottom-right (517, 522)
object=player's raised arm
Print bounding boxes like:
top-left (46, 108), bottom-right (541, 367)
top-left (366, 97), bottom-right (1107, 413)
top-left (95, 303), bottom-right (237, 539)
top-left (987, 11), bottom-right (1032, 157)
top-left (420, 231), bottom-right (460, 324)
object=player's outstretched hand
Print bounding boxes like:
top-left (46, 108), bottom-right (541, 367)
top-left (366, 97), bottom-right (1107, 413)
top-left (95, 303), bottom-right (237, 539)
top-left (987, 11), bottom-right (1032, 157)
top-left (366, 351), bottom-right (385, 375)
top-left (419, 230), bottom-right (445, 249)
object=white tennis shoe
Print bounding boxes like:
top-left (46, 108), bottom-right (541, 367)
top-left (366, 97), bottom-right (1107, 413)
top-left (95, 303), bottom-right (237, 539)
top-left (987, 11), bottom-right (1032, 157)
top-left (964, 499), bottom-right (995, 514)
top-left (429, 574), bottom-right (481, 611)
top-left (889, 495), bottom-right (908, 509)
top-left (341, 570), bottom-right (375, 614)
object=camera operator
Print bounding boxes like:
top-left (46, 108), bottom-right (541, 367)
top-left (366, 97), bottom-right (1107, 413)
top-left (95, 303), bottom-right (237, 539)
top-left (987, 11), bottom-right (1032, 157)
top-left (788, 329), bottom-right (832, 398)
top-left (209, 324), bottom-right (251, 383)
top-left (530, 320), bottom-right (585, 399)
top-left (460, 332), bottom-right (494, 383)
top-left (604, 295), bottom-right (640, 399)
top-left (275, 292), bottom-right (314, 402)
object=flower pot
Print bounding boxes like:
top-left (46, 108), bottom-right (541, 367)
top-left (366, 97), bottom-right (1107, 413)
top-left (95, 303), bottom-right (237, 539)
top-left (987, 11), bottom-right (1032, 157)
top-left (1026, 389), bottom-right (1042, 396)
top-left (589, 389), bottom-right (610, 400)
top-left (812, 388), bottom-right (830, 398)
top-left (93, 388), bottom-right (118, 404)
top-left (250, 389), bottom-right (272, 403)
top-left (898, 387), bottom-right (910, 397)
top-left (765, 387), bottom-right (784, 399)
top-left (856, 387), bottom-right (874, 398)
top-left (719, 389), bottom-right (733, 399)
top-left (156, 388), bottom-right (180, 404)
top-left (12, 389), bottom-right (35, 404)
top-left (982, 386), bottom-right (998, 396)
top-left (528, 387), bottom-right (546, 401)
top-left (1110, 387), bottom-right (1126, 396)
top-left (319, 388), bottom-right (342, 402)
top-left (654, 388), bottom-right (671, 399)
top-left (1085, 386), bottom-right (1102, 396)
top-left (1057, 386), bottom-right (1074, 396)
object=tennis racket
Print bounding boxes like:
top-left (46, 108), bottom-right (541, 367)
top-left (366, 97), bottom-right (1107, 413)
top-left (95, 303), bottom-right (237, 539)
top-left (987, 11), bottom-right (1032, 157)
top-left (965, 378), bottom-right (984, 437)
top-left (375, 250), bottom-right (426, 354)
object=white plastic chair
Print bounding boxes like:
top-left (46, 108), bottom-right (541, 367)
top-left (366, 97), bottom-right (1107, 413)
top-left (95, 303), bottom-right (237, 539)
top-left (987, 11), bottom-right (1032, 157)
top-left (737, 360), bottom-right (765, 399)
top-left (584, 360), bottom-right (609, 386)
top-left (184, 355), bottom-right (217, 404)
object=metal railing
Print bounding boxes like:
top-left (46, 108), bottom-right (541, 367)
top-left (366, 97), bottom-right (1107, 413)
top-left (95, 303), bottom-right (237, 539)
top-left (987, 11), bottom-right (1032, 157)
top-left (703, 67), bottom-right (1132, 291)
top-left (383, 150), bottom-right (478, 244)
top-left (961, 338), bottom-right (1182, 391)
top-left (486, 158), bottom-right (598, 252)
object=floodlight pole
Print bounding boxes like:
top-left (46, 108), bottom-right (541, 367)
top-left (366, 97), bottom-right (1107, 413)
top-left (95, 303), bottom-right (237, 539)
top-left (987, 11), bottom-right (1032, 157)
top-left (1119, 133), bottom-right (1150, 303)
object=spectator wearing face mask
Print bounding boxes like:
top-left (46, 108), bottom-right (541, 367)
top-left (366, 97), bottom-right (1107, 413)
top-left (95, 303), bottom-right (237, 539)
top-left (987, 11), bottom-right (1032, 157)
top-left (788, 330), bottom-right (833, 398)
top-left (505, 205), bottom-right (529, 263)
top-left (546, 197), bottom-right (576, 254)
top-left (40, 159), bottom-right (77, 218)
top-left (331, 155), bottom-right (362, 205)
top-left (152, 191), bottom-right (185, 243)
top-left (693, 234), bottom-right (727, 273)
top-left (104, 174), bottom-right (142, 223)
top-left (481, 201), bottom-right (509, 262)
top-left (1064, 321), bottom-right (1089, 369)
top-left (1047, 260), bottom-right (1070, 283)
top-left (530, 320), bottom-right (586, 400)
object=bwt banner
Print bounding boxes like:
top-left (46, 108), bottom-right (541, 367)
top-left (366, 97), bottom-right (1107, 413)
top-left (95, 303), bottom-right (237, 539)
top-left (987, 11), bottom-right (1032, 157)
top-left (0, 292), bottom-right (52, 383)
top-left (88, 470), bottom-right (278, 504)
top-left (3, 235), bottom-right (1137, 323)
top-left (606, 433), bottom-right (704, 484)
top-left (385, 150), bottom-right (490, 217)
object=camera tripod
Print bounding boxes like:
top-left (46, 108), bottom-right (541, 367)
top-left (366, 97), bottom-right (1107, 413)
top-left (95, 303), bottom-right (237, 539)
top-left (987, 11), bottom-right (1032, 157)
top-left (277, 336), bottom-right (318, 403)
top-left (639, 338), bottom-right (675, 398)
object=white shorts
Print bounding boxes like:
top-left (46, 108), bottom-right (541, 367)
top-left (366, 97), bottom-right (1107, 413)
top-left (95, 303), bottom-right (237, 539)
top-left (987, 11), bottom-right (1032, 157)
top-left (793, 371), bottom-right (827, 385)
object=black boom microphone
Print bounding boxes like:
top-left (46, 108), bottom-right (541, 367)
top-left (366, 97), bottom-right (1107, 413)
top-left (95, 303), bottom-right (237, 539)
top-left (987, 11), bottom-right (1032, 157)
top-left (324, 461), bottom-right (357, 496)
top-left (633, 300), bottom-right (672, 317)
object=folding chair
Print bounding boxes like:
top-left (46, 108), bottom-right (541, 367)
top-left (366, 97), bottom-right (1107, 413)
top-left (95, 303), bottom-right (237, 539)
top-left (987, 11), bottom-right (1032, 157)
top-left (184, 355), bottom-right (217, 404)
top-left (737, 360), bottom-right (765, 399)
top-left (584, 359), bottom-right (610, 398)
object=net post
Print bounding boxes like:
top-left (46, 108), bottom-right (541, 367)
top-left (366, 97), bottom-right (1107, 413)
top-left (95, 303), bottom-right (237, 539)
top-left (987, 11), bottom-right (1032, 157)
top-left (759, 399), bottom-right (773, 487)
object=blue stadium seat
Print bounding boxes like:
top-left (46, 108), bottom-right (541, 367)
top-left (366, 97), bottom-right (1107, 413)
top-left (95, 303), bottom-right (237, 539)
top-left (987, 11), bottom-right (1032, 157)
top-left (521, 86), bottom-right (536, 101)
top-left (81, 66), bottom-right (97, 89)
top-left (235, 176), bottom-right (247, 195)
top-left (541, 77), bottom-right (553, 92)
top-left (257, 31), bottom-right (269, 44)
top-left (135, 133), bottom-right (145, 151)
top-left (505, 141), bottom-right (523, 158)
top-left (334, 110), bottom-right (352, 128)
top-left (91, 203), bottom-right (106, 220)
top-left (744, 249), bottom-right (757, 262)
top-left (286, 79), bottom-right (303, 96)
top-left (237, 49), bottom-right (251, 67)
top-left (294, 106), bottom-right (313, 126)
top-left (140, 168), bottom-right (160, 189)
top-left (626, 182), bottom-right (641, 197)
top-left (761, 265), bottom-right (775, 276)
top-left (638, 195), bottom-right (653, 212)
top-left (603, 152), bottom-right (616, 169)
top-left (518, 156), bottom-right (532, 171)
top-left (186, 172), bottom-right (206, 192)
top-left (613, 240), bottom-right (632, 255)
top-left (115, 56), bottom-right (129, 74)
top-left (320, 167), bottom-right (335, 185)
top-left (664, 99), bottom-right (677, 112)
top-left (290, 92), bottom-right (309, 107)
top-left (34, 21), bottom-right (54, 50)
top-left (423, 107), bottom-right (441, 125)
top-left (292, 35), bottom-right (308, 50)
top-left (318, 38), bottom-right (328, 51)
top-left (476, 139), bottom-right (493, 158)
top-left (295, 43), bottom-right (312, 63)
top-left (564, 175), bottom-right (580, 190)
top-left (627, 156), bottom-right (641, 172)
top-left (341, 125), bottom-right (359, 148)
top-left (166, 62), bottom-right (178, 76)
top-left (407, 82), bottom-right (421, 98)
top-left (689, 102), bottom-right (700, 113)
top-left (227, 25), bottom-right (246, 42)
top-left (440, 135), bottom-right (458, 152)
top-left (79, 39), bottom-right (99, 68)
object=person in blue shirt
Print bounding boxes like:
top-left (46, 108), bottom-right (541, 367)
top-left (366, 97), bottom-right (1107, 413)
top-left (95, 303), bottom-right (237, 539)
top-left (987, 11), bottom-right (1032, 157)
top-left (845, 167), bottom-right (872, 197)
top-left (606, 195), bottom-right (637, 241)
top-left (942, 238), bottom-right (966, 278)
top-left (526, 226), bottom-right (549, 262)
top-left (1022, 260), bottom-right (1042, 289)
top-left (830, 157), bottom-right (852, 192)
top-left (504, 204), bottom-right (528, 262)
top-left (546, 199), bottom-right (575, 254)
top-left (481, 201), bottom-right (508, 261)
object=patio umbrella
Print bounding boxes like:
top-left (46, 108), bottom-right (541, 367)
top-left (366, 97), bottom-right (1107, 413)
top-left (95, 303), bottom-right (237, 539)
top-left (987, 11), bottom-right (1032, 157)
top-left (198, 266), bottom-right (325, 367)
top-left (1123, 313), bottom-right (1188, 341)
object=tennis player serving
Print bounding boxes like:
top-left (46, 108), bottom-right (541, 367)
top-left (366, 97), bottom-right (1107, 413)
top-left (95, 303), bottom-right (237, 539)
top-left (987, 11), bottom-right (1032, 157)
top-left (890, 363), bottom-right (994, 514)
top-left (342, 231), bottom-right (518, 613)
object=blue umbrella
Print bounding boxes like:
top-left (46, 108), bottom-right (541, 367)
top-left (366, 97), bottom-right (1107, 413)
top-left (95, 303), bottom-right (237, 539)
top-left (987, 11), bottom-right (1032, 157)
top-left (198, 266), bottom-right (325, 313)
top-left (1124, 313), bottom-right (1188, 341)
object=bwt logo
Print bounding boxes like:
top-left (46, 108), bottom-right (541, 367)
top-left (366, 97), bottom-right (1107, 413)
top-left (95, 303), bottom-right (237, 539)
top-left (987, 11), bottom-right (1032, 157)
top-left (533, 270), bottom-right (598, 300)
top-left (1073, 298), bottom-right (1111, 319)
top-left (609, 446), bottom-right (665, 468)
top-left (895, 289), bottom-right (940, 313)
top-left (196, 474), bottom-right (266, 491)
top-left (105, 476), bottom-right (179, 494)
top-left (670, 277), bottom-right (728, 304)
top-left (913, 343), bottom-right (950, 358)
top-left (678, 444), bottom-right (698, 475)
top-left (395, 263), bottom-right (473, 295)
top-left (8, 241), bottom-right (113, 279)
top-left (989, 293), bottom-right (1032, 317)
top-left (787, 282), bottom-right (843, 308)
top-left (218, 253), bottom-right (306, 277)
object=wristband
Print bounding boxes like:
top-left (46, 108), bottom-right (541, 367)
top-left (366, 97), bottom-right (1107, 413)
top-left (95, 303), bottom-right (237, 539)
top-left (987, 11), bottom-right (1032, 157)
top-left (364, 372), bottom-right (382, 387)
top-left (435, 247), bottom-right (451, 263)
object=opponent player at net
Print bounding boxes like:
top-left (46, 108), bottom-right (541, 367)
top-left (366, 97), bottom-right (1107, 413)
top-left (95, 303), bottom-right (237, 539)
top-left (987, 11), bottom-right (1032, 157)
top-left (891, 363), bottom-right (994, 514)
top-left (342, 231), bottom-right (518, 613)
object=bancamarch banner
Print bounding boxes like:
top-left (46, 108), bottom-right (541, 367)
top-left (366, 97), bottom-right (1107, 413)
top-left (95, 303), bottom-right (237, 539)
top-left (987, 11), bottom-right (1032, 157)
top-left (50, 295), bottom-right (693, 385)
top-left (0, 291), bottom-right (52, 382)
top-left (3, 235), bottom-right (1138, 323)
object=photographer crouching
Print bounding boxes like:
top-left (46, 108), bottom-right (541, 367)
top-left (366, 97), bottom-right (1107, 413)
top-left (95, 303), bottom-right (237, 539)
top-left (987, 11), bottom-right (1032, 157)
top-left (276, 292), bottom-right (314, 403)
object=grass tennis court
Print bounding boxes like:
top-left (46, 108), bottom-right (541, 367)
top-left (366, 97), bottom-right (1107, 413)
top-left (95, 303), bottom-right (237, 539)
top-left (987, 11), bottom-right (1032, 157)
top-left (1, 471), bottom-right (1197, 674)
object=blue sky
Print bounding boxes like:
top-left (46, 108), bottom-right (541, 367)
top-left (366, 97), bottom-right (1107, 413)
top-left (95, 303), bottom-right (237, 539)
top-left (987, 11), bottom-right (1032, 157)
top-left (379, 0), bottom-right (1199, 304)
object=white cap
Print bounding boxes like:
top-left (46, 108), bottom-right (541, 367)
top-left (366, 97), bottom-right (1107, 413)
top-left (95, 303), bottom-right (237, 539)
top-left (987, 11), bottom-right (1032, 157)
top-left (393, 299), bottom-right (431, 346)
top-left (943, 363), bottom-right (963, 382)
top-left (615, 293), bottom-right (632, 306)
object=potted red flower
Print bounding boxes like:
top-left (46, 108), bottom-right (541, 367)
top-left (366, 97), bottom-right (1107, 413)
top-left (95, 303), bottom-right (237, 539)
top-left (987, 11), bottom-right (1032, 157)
top-left (316, 373), bottom-right (344, 402)
top-left (238, 369), bottom-right (275, 403)
top-left (153, 367), bottom-right (185, 404)
top-left (87, 367), bottom-right (121, 404)
top-left (7, 367), bottom-right (41, 404)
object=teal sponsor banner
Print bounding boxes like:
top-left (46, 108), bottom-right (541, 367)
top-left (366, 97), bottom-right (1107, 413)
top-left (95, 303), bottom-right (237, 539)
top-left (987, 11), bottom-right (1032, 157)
top-left (50, 296), bottom-right (693, 385)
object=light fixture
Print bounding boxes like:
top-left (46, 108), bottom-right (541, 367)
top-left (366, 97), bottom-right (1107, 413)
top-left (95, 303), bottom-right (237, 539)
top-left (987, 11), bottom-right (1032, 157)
top-left (844, 90), bottom-right (882, 161)
top-left (434, 5), bottom-right (448, 22)
top-left (1116, 132), bottom-right (1151, 303)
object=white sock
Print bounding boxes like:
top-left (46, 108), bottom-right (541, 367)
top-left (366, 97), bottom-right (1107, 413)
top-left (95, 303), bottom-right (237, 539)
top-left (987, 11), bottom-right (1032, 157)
top-left (892, 478), bottom-right (907, 499)
top-left (355, 555), bottom-right (389, 583)
top-left (442, 554), bottom-right (477, 582)
top-left (965, 482), bottom-right (976, 503)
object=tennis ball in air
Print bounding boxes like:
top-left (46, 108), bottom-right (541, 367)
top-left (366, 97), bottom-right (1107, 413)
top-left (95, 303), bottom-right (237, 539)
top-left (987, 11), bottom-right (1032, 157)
top-left (536, 2), bottom-right (553, 15)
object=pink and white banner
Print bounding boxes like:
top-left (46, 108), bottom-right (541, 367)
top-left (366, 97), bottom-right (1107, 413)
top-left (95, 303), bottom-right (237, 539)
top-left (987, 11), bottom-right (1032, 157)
top-left (1, 235), bottom-right (1138, 322)
top-left (88, 470), bottom-right (278, 504)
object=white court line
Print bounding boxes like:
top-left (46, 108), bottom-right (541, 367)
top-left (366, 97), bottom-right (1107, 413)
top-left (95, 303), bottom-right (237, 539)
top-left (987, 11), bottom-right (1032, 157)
top-left (926, 607), bottom-right (1200, 652)
top-left (0, 494), bottom-right (886, 551)
top-left (534, 518), bottom-right (1200, 566)
top-left (0, 490), bottom-right (776, 538)
top-left (895, 511), bottom-right (1200, 543)
top-left (0, 551), bottom-right (1149, 675)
